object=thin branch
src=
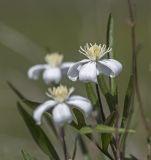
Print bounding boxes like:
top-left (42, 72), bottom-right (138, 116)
top-left (122, 0), bottom-right (151, 157)
top-left (127, 0), bottom-right (151, 136)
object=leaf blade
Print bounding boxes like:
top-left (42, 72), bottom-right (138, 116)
top-left (121, 75), bottom-right (134, 128)
top-left (71, 108), bottom-right (86, 129)
top-left (80, 125), bottom-right (135, 135)
top-left (85, 82), bottom-right (98, 109)
top-left (21, 150), bottom-right (37, 160)
top-left (18, 102), bottom-right (60, 160)
top-left (8, 82), bottom-right (40, 109)
top-left (102, 112), bottom-right (116, 151)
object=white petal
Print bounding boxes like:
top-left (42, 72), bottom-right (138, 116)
top-left (28, 64), bottom-right (47, 80)
top-left (69, 95), bottom-right (90, 102)
top-left (43, 67), bottom-right (62, 84)
top-left (52, 103), bottom-right (72, 126)
top-left (98, 59), bottom-right (122, 77)
top-left (67, 59), bottom-right (90, 81)
top-left (79, 61), bottom-right (97, 83)
top-left (61, 62), bottom-right (74, 74)
top-left (33, 100), bottom-right (57, 125)
top-left (67, 98), bottom-right (92, 117)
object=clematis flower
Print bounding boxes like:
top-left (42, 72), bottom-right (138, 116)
top-left (28, 53), bottom-right (73, 84)
top-left (68, 43), bottom-right (122, 83)
top-left (33, 85), bottom-right (92, 126)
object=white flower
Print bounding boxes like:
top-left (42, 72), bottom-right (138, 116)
top-left (68, 43), bottom-right (122, 83)
top-left (33, 85), bottom-right (92, 126)
top-left (28, 53), bottom-right (73, 84)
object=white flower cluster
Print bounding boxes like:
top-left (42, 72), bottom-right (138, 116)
top-left (28, 53), bottom-right (73, 84)
top-left (68, 43), bottom-right (122, 83)
top-left (28, 43), bottom-right (122, 126)
top-left (34, 85), bottom-right (92, 126)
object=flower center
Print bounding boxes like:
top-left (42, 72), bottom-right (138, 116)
top-left (79, 43), bottom-right (112, 61)
top-left (45, 53), bottom-right (63, 67)
top-left (46, 85), bottom-right (75, 102)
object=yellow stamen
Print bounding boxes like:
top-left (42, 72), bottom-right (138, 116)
top-left (45, 53), bottom-right (63, 67)
top-left (46, 85), bottom-right (75, 102)
top-left (79, 43), bottom-right (112, 61)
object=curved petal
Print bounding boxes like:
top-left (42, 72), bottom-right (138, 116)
top-left (28, 64), bottom-right (47, 80)
top-left (43, 67), bottom-right (62, 84)
top-left (79, 62), bottom-right (97, 83)
top-left (98, 59), bottom-right (122, 77)
top-left (67, 98), bottom-right (92, 117)
top-left (67, 59), bottom-right (90, 81)
top-left (33, 100), bottom-right (57, 125)
top-left (52, 103), bottom-right (72, 126)
top-left (69, 95), bottom-right (90, 102)
top-left (61, 62), bottom-right (74, 74)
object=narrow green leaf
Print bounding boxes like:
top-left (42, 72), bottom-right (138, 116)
top-left (104, 112), bottom-right (116, 126)
top-left (96, 125), bottom-right (135, 134)
top-left (78, 135), bottom-right (91, 160)
top-left (85, 82), bottom-right (98, 109)
top-left (147, 137), bottom-right (151, 160)
top-left (125, 154), bottom-right (139, 160)
top-left (17, 102), bottom-right (60, 160)
top-left (8, 82), bottom-right (40, 109)
top-left (71, 108), bottom-right (86, 129)
top-left (130, 155), bottom-right (139, 160)
top-left (80, 127), bottom-right (93, 134)
top-left (80, 125), bottom-right (135, 135)
top-left (106, 13), bottom-right (114, 52)
top-left (97, 76), bottom-right (115, 112)
top-left (121, 75), bottom-right (134, 128)
top-left (102, 112), bottom-right (116, 151)
top-left (8, 82), bottom-right (60, 139)
top-left (21, 150), bottom-right (37, 160)
top-left (106, 13), bottom-right (118, 110)
top-left (71, 136), bottom-right (78, 160)
top-left (67, 124), bottom-right (109, 160)
top-left (44, 113), bottom-right (58, 138)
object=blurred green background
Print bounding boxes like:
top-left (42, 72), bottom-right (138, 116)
top-left (0, 0), bottom-right (151, 159)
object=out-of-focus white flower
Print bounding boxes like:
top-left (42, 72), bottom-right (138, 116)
top-left (68, 43), bottom-right (122, 83)
top-left (28, 53), bottom-right (73, 84)
top-left (33, 85), bottom-right (92, 126)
